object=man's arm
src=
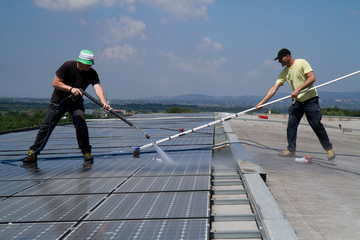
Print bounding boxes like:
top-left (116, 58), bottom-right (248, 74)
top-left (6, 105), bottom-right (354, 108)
top-left (93, 83), bottom-right (110, 110)
top-left (255, 82), bottom-right (281, 110)
top-left (52, 75), bottom-right (82, 97)
top-left (290, 71), bottom-right (315, 98)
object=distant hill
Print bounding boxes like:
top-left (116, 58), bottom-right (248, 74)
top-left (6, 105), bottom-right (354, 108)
top-left (110, 91), bottom-right (360, 110)
top-left (1, 91), bottom-right (360, 112)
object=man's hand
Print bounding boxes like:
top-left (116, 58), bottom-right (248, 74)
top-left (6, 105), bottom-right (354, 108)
top-left (70, 87), bottom-right (82, 97)
top-left (102, 103), bottom-right (111, 110)
top-left (290, 89), bottom-right (300, 98)
top-left (255, 103), bottom-right (263, 110)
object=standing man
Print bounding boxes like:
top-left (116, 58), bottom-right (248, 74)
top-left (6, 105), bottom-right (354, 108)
top-left (256, 48), bottom-right (335, 160)
top-left (23, 49), bottom-right (110, 169)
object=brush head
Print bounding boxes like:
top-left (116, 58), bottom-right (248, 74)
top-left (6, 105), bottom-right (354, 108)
top-left (133, 147), bottom-right (140, 158)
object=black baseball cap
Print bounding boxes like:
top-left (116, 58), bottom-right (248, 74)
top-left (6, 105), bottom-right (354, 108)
top-left (274, 48), bottom-right (291, 60)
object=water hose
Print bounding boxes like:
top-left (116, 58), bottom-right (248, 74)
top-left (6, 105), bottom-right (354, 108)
top-left (80, 88), bottom-right (151, 139)
top-left (134, 70), bottom-right (360, 152)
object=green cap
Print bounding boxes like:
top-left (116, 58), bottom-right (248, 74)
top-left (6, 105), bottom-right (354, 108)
top-left (77, 49), bottom-right (95, 65)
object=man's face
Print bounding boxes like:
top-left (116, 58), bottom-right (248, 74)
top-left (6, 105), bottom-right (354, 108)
top-left (278, 55), bottom-right (289, 67)
top-left (77, 62), bottom-right (92, 71)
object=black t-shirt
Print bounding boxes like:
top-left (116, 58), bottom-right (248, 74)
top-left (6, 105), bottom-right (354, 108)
top-left (50, 61), bottom-right (100, 103)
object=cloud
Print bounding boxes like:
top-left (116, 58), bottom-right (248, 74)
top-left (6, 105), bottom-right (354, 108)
top-left (198, 37), bottom-right (222, 52)
top-left (101, 16), bottom-right (146, 44)
top-left (176, 57), bottom-right (226, 74)
top-left (102, 44), bottom-right (138, 62)
top-left (246, 70), bottom-right (260, 78)
top-left (34, 0), bottom-right (99, 11)
top-left (79, 18), bottom-right (87, 27)
top-left (165, 52), bottom-right (176, 59)
top-left (34, 0), bottom-right (213, 17)
top-left (141, 0), bottom-right (214, 19)
top-left (350, 10), bottom-right (358, 16)
top-left (34, 0), bottom-right (136, 11)
top-left (262, 59), bottom-right (280, 70)
top-left (164, 51), bottom-right (225, 74)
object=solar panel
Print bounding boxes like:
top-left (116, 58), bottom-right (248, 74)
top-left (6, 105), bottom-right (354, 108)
top-left (65, 219), bottom-right (208, 240)
top-left (55, 156), bottom-right (149, 178)
top-left (88, 192), bottom-right (210, 220)
top-left (0, 180), bottom-right (41, 197)
top-left (15, 177), bottom-right (126, 196)
top-left (116, 175), bottom-right (210, 193)
top-left (135, 151), bottom-right (212, 177)
top-left (0, 195), bottom-right (105, 222)
top-left (0, 160), bottom-right (83, 181)
top-left (0, 222), bottom-right (74, 239)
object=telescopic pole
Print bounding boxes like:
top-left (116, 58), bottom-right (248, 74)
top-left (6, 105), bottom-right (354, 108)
top-left (135, 70), bottom-right (360, 151)
top-left (80, 89), bottom-right (151, 139)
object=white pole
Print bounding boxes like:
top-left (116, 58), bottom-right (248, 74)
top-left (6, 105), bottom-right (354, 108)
top-left (136, 70), bottom-right (360, 151)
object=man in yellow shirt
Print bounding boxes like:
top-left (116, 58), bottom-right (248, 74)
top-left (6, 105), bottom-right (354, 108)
top-left (256, 48), bottom-right (335, 160)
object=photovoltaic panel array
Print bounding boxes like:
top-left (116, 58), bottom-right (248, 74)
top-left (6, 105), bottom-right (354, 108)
top-left (0, 113), bottom-right (214, 239)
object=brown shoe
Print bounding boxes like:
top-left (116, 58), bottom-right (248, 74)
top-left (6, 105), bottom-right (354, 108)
top-left (23, 150), bottom-right (38, 169)
top-left (278, 149), bottom-right (295, 157)
top-left (326, 148), bottom-right (336, 160)
top-left (83, 152), bottom-right (94, 167)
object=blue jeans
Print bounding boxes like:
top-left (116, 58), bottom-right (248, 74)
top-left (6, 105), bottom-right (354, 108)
top-left (287, 97), bottom-right (332, 153)
top-left (30, 99), bottom-right (91, 154)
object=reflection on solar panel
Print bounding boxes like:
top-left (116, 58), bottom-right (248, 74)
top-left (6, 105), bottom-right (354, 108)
top-left (0, 113), bottom-right (214, 239)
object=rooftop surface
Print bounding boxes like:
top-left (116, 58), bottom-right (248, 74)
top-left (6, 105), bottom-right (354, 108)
top-left (228, 114), bottom-right (360, 239)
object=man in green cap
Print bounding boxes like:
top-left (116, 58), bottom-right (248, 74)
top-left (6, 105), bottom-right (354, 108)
top-left (23, 50), bottom-right (110, 169)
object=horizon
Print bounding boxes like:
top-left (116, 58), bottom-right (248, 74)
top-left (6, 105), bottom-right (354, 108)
top-left (1, 90), bottom-right (359, 101)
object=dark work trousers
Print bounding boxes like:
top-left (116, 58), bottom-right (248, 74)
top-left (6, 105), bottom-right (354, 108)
top-left (287, 97), bottom-right (332, 153)
top-left (30, 99), bottom-right (91, 154)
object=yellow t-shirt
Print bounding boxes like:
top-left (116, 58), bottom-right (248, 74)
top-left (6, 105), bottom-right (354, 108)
top-left (276, 59), bottom-right (318, 102)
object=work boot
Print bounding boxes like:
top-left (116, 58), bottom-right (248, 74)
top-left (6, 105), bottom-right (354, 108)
top-left (326, 148), bottom-right (336, 160)
top-left (278, 149), bottom-right (295, 157)
top-left (83, 152), bottom-right (94, 168)
top-left (23, 150), bottom-right (38, 170)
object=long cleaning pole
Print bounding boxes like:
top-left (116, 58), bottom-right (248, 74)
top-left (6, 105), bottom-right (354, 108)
top-left (136, 70), bottom-right (360, 151)
top-left (80, 89), bottom-right (150, 139)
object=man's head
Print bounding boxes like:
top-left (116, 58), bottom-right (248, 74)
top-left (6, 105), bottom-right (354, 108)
top-left (77, 49), bottom-right (94, 71)
top-left (274, 48), bottom-right (292, 67)
top-left (78, 49), bottom-right (94, 65)
top-left (274, 48), bottom-right (291, 61)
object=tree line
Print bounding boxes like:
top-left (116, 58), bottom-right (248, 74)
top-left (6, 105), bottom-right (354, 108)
top-left (1, 106), bottom-right (359, 132)
top-left (0, 110), bottom-right (101, 132)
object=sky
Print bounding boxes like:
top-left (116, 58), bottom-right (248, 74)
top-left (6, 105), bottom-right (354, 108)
top-left (1, 0), bottom-right (359, 100)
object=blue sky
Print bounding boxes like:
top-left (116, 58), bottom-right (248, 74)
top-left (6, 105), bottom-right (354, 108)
top-left (1, 0), bottom-right (359, 99)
